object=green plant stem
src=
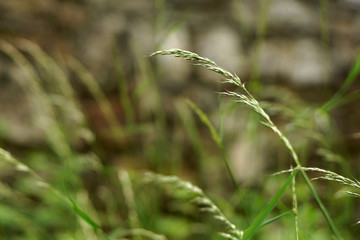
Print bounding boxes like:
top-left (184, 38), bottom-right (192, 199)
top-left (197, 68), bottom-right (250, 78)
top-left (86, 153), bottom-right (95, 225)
top-left (243, 169), bottom-right (297, 240)
top-left (291, 169), bottom-right (299, 240)
top-left (218, 140), bottom-right (240, 190)
top-left (247, 93), bottom-right (343, 239)
top-left (186, 99), bottom-right (239, 190)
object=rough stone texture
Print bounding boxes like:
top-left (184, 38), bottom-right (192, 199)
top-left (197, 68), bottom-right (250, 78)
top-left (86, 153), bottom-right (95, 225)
top-left (258, 38), bottom-right (331, 85)
top-left (267, 0), bottom-right (318, 35)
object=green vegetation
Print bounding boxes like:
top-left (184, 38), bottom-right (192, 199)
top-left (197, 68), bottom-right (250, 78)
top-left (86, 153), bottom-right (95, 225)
top-left (1, 2), bottom-right (360, 239)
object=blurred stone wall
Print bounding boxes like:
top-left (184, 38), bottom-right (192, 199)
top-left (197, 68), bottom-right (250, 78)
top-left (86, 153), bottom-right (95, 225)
top-left (0, 0), bottom-right (360, 171)
top-left (1, 0), bottom-right (359, 85)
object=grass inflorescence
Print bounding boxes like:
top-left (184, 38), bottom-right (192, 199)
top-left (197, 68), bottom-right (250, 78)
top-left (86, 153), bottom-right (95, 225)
top-left (151, 48), bottom-right (345, 239)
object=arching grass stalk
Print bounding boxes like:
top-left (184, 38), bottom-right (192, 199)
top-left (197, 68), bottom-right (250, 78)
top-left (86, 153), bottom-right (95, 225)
top-left (151, 49), bottom-right (343, 239)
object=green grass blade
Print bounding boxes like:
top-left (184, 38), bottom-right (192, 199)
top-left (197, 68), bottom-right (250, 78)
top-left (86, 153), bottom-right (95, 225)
top-left (0, 148), bottom-right (101, 233)
top-left (322, 50), bottom-right (360, 111)
top-left (326, 88), bottom-right (360, 110)
top-left (185, 99), bottom-right (239, 189)
top-left (259, 210), bottom-right (294, 229)
top-left (66, 192), bottom-right (100, 232)
top-left (111, 40), bottom-right (135, 125)
top-left (175, 100), bottom-right (207, 184)
top-left (242, 169), bottom-right (297, 240)
top-left (186, 99), bottom-right (221, 146)
top-left (118, 170), bottom-right (141, 240)
top-left (175, 99), bottom-right (203, 157)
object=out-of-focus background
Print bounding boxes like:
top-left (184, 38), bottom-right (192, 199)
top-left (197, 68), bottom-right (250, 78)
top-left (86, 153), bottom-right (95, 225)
top-left (1, 0), bottom-right (360, 239)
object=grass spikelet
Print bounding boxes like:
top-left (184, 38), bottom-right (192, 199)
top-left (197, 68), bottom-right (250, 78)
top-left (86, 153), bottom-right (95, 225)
top-left (151, 49), bottom-right (241, 85)
top-left (143, 172), bottom-right (242, 240)
top-left (275, 167), bottom-right (360, 191)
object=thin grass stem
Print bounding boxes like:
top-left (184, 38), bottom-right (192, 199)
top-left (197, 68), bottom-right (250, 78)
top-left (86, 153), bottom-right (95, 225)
top-left (186, 99), bottom-right (239, 190)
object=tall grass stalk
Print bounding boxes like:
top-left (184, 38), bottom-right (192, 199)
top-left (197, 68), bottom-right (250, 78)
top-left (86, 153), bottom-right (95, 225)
top-left (111, 40), bottom-right (135, 125)
top-left (175, 99), bottom-right (207, 184)
top-left (291, 168), bottom-right (299, 240)
top-left (131, 38), bottom-right (170, 171)
top-left (249, 0), bottom-right (271, 92)
top-left (151, 48), bottom-right (343, 239)
top-left (118, 170), bottom-right (142, 240)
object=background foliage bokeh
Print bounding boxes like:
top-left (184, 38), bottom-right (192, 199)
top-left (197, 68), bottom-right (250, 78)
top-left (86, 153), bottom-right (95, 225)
top-left (0, 0), bottom-right (360, 239)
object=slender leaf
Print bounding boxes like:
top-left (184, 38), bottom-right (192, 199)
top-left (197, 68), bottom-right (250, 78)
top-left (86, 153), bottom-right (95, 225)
top-left (259, 210), bottom-right (294, 228)
top-left (243, 169), bottom-right (297, 240)
top-left (66, 192), bottom-right (100, 232)
top-left (322, 50), bottom-right (360, 111)
top-left (186, 99), bottom-right (239, 189)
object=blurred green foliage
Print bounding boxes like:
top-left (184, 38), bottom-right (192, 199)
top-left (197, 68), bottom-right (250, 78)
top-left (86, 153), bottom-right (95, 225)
top-left (1, 1), bottom-right (360, 239)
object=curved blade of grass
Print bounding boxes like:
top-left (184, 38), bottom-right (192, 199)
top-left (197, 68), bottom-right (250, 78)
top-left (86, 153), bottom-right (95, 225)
top-left (185, 99), bottom-right (239, 189)
top-left (66, 192), bottom-right (101, 232)
top-left (242, 169), bottom-right (297, 240)
top-left (259, 210), bottom-right (294, 229)
top-left (322, 50), bottom-right (360, 111)
top-left (327, 89), bottom-right (360, 110)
